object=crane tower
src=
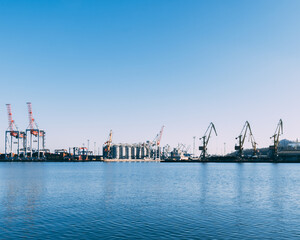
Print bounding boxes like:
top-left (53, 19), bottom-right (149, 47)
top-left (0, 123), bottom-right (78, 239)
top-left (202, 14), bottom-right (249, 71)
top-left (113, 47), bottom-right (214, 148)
top-left (25, 102), bottom-right (46, 159)
top-left (269, 119), bottom-right (283, 158)
top-left (199, 122), bottom-right (217, 159)
top-left (5, 104), bottom-right (26, 160)
top-left (235, 121), bottom-right (257, 158)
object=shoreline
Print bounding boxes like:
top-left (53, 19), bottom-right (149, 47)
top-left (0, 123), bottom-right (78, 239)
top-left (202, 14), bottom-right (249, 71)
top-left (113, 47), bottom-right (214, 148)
top-left (1, 158), bottom-right (300, 163)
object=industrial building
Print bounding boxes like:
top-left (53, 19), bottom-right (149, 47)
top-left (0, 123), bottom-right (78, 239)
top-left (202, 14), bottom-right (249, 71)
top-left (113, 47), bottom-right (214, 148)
top-left (104, 143), bottom-right (161, 160)
top-left (102, 127), bottom-right (164, 160)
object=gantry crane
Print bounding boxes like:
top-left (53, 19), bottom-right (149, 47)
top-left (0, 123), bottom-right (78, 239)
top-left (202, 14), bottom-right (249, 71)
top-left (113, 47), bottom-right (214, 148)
top-left (7, 104), bottom-right (18, 138)
top-left (25, 102), bottom-right (46, 159)
top-left (5, 104), bottom-right (26, 159)
top-left (235, 121), bottom-right (257, 157)
top-left (199, 122), bottom-right (217, 159)
top-left (27, 102), bottom-right (44, 136)
top-left (269, 119), bottom-right (283, 158)
top-left (103, 130), bottom-right (113, 158)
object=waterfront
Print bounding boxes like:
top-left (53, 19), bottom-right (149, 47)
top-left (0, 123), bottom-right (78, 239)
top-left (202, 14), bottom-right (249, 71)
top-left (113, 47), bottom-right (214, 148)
top-left (1, 162), bottom-right (300, 239)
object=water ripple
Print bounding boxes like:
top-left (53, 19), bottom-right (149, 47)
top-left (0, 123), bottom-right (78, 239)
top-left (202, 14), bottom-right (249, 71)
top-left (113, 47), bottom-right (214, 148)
top-left (1, 162), bottom-right (300, 239)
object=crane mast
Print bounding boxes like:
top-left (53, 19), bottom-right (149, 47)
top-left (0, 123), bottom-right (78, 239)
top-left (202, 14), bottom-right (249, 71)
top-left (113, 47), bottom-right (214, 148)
top-left (153, 126), bottom-right (164, 147)
top-left (5, 104), bottom-right (26, 159)
top-left (6, 104), bottom-right (18, 137)
top-left (27, 102), bottom-right (43, 136)
top-left (25, 102), bottom-right (46, 159)
top-left (27, 102), bottom-right (34, 130)
top-left (199, 122), bottom-right (217, 159)
top-left (152, 126), bottom-right (164, 159)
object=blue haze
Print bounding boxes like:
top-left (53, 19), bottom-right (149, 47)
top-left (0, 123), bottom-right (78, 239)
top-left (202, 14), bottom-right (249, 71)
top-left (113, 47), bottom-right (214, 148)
top-left (0, 0), bottom-right (300, 154)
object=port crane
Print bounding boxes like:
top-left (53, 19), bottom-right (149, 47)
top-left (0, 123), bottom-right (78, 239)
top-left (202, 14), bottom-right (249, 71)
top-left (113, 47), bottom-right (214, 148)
top-left (152, 126), bottom-right (165, 159)
top-left (269, 119), bottom-right (283, 158)
top-left (26, 102), bottom-right (46, 159)
top-left (27, 102), bottom-right (44, 137)
top-left (6, 104), bottom-right (22, 138)
top-left (103, 130), bottom-right (113, 158)
top-left (199, 122), bottom-right (217, 159)
top-left (5, 104), bottom-right (26, 159)
top-left (153, 126), bottom-right (164, 147)
top-left (235, 121), bottom-right (257, 157)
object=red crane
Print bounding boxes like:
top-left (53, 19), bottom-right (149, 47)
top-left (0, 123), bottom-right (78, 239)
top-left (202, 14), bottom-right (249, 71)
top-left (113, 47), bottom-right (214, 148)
top-left (27, 102), bottom-right (43, 136)
top-left (157, 126), bottom-right (164, 146)
top-left (6, 104), bottom-right (18, 137)
top-left (6, 104), bottom-right (25, 138)
top-left (152, 126), bottom-right (165, 146)
top-left (152, 126), bottom-right (165, 160)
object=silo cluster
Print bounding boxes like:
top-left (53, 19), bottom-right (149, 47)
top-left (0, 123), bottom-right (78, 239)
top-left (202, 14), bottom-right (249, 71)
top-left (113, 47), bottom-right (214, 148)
top-left (105, 143), bottom-right (152, 159)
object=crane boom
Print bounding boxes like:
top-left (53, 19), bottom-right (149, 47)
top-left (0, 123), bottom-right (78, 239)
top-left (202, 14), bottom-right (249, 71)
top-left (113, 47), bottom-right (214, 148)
top-left (273, 119), bottom-right (283, 148)
top-left (6, 104), bottom-right (18, 137)
top-left (248, 124), bottom-right (258, 155)
top-left (6, 104), bottom-right (15, 132)
top-left (27, 102), bottom-right (35, 129)
top-left (153, 126), bottom-right (165, 146)
top-left (157, 126), bottom-right (164, 146)
top-left (205, 122), bottom-right (217, 145)
top-left (27, 102), bottom-right (43, 136)
top-left (241, 122), bottom-right (248, 146)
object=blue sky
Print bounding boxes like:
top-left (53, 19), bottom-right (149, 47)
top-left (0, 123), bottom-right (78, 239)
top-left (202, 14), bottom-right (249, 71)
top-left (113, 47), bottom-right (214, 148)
top-left (0, 0), bottom-right (300, 154)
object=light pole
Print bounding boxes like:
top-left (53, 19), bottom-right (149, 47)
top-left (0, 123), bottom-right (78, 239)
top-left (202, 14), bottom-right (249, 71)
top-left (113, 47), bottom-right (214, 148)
top-left (193, 136), bottom-right (196, 157)
top-left (87, 139), bottom-right (90, 155)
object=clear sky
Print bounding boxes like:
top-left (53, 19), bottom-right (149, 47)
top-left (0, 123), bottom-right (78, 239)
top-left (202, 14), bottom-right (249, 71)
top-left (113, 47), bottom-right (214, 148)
top-left (0, 0), bottom-right (300, 155)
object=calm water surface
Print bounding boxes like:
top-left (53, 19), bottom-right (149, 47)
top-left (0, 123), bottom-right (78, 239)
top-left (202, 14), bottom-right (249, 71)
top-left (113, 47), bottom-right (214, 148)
top-left (0, 162), bottom-right (300, 239)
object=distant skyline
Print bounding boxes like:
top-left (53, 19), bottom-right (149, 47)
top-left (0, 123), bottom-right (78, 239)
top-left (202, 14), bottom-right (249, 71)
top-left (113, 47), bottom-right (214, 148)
top-left (0, 0), bottom-right (300, 155)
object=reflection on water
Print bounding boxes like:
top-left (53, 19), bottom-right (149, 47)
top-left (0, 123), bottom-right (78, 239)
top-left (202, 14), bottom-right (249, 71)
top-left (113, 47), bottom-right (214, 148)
top-left (1, 162), bottom-right (300, 239)
top-left (1, 163), bottom-right (46, 238)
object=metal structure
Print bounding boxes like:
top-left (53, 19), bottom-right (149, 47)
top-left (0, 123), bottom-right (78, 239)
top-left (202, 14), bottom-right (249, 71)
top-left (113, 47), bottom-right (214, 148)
top-left (199, 122), bottom-right (217, 159)
top-left (71, 147), bottom-right (88, 160)
top-left (25, 102), bottom-right (46, 159)
top-left (235, 121), bottom-right (257, 157)
top-left (269, 119), bottom-right (283, 158)
top-left (193, 136), bottom-right (196, 157)
top-left (162, 144), bottom-right (170, 159)
top-left (152, 126), bottom-right (164, 159)
top-left (103, 130), bottom-right (113, 158)
top-left (5, 104), bottom-right (26, 159)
